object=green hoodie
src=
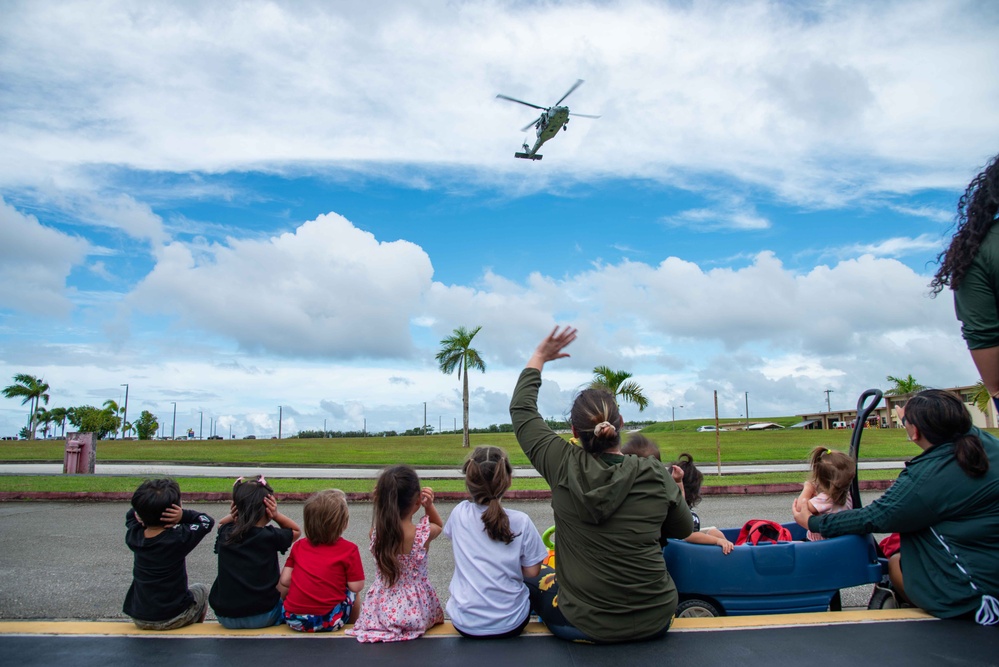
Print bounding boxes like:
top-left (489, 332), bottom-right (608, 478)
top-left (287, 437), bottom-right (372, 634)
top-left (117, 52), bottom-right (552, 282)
top-left (511, 368), bottom-right (693, 641)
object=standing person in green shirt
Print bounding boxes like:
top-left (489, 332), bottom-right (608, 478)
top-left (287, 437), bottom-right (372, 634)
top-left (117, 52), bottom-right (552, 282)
top-left (792, 389), bottom-right (999, 623)
top-left (510, 326), bottom-right (693, 643)
top-left (931, 152), bottom-right (999, 405)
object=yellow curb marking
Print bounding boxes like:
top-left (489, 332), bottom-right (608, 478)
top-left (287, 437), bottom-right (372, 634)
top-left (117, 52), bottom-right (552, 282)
top-left (0, 610), bottom-right (934, 639)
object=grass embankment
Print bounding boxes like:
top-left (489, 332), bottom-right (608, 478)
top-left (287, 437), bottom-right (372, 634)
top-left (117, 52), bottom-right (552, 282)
top-left (0, 469), bottom-right (902, 494)
top-left (0, 426), bottom-right (939, 466)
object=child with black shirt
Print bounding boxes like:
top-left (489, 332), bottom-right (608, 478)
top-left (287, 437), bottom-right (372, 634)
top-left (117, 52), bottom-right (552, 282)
top-left (209, 475), bottom-right (301, 628)
top-left (122, 478), bottom-right (215, 630)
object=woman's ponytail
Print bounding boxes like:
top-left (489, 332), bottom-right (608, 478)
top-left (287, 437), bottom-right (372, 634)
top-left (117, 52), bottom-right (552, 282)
top-left (955, 433), bottom-right (990, 478)
top-left (570, 389), bottom-right (623, 454)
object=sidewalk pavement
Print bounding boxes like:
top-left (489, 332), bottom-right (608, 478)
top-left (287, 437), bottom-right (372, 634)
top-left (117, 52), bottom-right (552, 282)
top-left (0, 460), bottom-right (908, 479)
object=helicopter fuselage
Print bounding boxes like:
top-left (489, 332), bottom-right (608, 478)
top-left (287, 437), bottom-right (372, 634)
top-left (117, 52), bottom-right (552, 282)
top-left (516, 106), bottom-right (570, 159)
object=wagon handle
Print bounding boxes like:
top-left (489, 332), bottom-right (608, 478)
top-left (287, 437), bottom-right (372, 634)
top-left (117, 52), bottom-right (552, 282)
top-left (849, 389), bottom-right (883, 510)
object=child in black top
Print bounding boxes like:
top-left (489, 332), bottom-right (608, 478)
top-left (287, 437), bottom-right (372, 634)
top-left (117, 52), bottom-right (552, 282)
top-left (209, 475), bottom-right (301, 629)
top-left (622, 436), bottom-right (734, 554)
top-left (122, 478), bottom-right (215, 630)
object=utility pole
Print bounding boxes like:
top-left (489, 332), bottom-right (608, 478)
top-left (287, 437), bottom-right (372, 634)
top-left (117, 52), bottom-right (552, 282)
top-left (199, 411), bottom-right (203, 440)
top-left (423, 402), bottom-right (427, 435)
top-left (120, 384), bottom-right (129, 439)
top-left (171, 402), bottom-right (177, 440)
top-left (825, 389), bottom-right (834, 413)
top-left (278, 406), bottom-right (283, 439)
top-left (745, 392), bottom-right (749, 430)
top-left (323, 418), bottom-right (327, 438)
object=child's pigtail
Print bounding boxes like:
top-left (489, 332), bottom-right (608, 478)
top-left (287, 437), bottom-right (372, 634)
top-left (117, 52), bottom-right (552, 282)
top-left (464, 446), bottom-right (515, 544)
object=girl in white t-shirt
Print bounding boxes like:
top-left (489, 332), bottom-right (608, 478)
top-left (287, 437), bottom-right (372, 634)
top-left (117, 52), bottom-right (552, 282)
top-left (444, 446), bottom-right (548, 638)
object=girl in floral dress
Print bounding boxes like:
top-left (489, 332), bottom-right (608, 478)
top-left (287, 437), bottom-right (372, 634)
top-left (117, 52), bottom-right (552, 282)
top-left (347, 465), bottom-right (445, 642)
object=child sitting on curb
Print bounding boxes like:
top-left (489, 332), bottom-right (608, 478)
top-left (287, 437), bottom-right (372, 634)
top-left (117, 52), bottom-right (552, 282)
top-left (123, 478), bottom-right (215, 630)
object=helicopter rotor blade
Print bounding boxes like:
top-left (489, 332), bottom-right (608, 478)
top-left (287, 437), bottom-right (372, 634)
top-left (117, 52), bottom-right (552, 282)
top-left (554, 79), bottom-right (584, 106)
top-left (496, 94), bottom-right (547, 111)
top-left (569, 113), bottom-right (601, 119)
top-left (520, 116), bottom-right (542, 132)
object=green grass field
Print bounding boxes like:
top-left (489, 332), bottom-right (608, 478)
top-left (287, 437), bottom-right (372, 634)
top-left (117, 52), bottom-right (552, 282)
top-left (0, 423), bottom-right (924, 493)
top-left (0, 424), bottom-right (941, 467)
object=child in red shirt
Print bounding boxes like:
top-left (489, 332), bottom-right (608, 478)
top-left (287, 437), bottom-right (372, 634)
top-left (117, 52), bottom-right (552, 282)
top-left (279, 489), bottom-right (365, 632)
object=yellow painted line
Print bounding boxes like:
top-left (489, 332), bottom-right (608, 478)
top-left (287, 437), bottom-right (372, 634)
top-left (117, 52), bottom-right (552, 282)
top-left (670, 608), bottom-right (934, 631)
top-left (0, 610), bottom-right (933, 639)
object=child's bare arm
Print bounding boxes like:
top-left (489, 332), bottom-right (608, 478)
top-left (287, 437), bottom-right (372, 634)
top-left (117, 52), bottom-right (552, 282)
top-left (265, 495), bottom-right (301, 541)
top-left (793, 481), bottom-right (818, 515)
top-left (347, 580), bottom-right (365, 593)
top-left (522, 561), bottom-right (543, 578)
top-left (684, 530), bottom-right (734, 555)
top-left (218, 502), bottom-right (237, 527)
top-left (421, 487), bottom-right (444, 542)
top-left (277, 566), bottom-right (292, 598)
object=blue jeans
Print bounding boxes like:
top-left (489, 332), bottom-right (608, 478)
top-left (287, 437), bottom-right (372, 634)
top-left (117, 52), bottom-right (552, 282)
top-left (216, 600), bottom-right (284, 629)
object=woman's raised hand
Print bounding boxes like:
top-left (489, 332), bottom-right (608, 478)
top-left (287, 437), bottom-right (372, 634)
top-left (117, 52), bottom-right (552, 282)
top-left (528, 326), bottom-right (578, 370)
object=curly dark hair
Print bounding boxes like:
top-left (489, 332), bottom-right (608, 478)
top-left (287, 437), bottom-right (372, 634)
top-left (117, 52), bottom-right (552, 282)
top-left (931, 153), bottom-right (999, 294)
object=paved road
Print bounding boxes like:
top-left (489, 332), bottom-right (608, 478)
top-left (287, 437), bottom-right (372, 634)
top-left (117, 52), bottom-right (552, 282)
top-left (0, 461), bottom-right (907, 478)
top-left (0, 492), bottom-right (887, 620)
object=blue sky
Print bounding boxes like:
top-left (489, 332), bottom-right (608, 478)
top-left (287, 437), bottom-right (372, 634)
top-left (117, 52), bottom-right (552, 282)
top-left (2, 1), bottom-right (999, 438)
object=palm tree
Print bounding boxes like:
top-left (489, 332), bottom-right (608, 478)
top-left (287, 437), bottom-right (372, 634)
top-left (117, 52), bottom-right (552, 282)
top-left (590, 366), bottom-right (649, 412)
top-left (2, 374), bottom-right (50, 439)
top-left (436, 325), bottom-right (486, 448)
top-left (102, 399), bottom-right (123, 438)
top-left (48, 407), bottom-right (67, 437)
top-left (972, 380), bottom-right (991, 416)
top-left (35, 408), bottom-right (55, 438)
top-left (885, 374), bottom-right (926, 397)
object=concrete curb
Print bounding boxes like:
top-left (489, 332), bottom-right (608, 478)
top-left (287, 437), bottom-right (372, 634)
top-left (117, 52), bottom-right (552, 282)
top-left (0, 480), bottom-right (895, 503)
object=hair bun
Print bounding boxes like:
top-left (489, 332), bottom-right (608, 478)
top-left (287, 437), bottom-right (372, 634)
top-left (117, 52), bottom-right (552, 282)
top-left (594, 421), bottom-right (617, 438)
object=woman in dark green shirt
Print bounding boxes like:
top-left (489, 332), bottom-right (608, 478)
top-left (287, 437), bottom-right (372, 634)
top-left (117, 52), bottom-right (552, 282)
top-left (510, 326), bottom-right (693, 643)
top-left (931, 153), bottom-right (999, 404)
top-left (793, 390), bottom-right (999, 623)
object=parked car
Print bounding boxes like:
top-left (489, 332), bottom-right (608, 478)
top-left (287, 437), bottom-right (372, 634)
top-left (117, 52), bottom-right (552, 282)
top-left (207, 435), bottom-right (223, 440)
top-left (696, 425), bottom-right (718, 432)
top-left (245, 435), bottom-right (257, 439)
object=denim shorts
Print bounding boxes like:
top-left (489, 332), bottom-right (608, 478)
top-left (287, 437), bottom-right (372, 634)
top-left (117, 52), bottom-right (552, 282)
top-left (217, 600), bottom-right (284, 630)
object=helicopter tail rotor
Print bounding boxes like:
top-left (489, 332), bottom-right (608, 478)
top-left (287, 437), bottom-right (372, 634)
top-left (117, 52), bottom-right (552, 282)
top-left (554, 79), bottom-right (585, 106)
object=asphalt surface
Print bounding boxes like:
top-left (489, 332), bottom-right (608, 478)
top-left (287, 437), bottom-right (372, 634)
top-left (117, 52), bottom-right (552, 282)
top-left (0, 491), bottom-right (887, 620)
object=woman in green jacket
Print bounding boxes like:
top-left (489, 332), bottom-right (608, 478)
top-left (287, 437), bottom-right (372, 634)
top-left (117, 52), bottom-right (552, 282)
top-left (793, 389), bottom-right (999, 623)
top-left (510, 326), bottom-right (693, 643)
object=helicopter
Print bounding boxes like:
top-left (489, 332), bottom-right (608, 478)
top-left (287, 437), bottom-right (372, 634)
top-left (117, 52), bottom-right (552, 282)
top-left (496, 79), bottom-right (600, 160)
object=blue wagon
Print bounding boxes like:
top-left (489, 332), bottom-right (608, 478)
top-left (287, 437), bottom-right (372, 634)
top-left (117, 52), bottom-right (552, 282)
top-left (663, 389), bottom-right (890, 617)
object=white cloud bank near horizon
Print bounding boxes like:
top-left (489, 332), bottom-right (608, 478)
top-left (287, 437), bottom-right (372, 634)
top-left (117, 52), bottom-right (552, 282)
top-left (0, 207), bottom-right (973, 435)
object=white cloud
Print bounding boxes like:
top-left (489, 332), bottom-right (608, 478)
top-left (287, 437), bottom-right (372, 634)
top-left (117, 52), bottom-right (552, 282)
top-left (842, 234), bottom-right (944, 258)
top-left (129, 212), bottom-right (434, 358)
top-left (1, 1), bottom-right (996, 203)
top-left (0, 198), bottom-right (90, 315)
